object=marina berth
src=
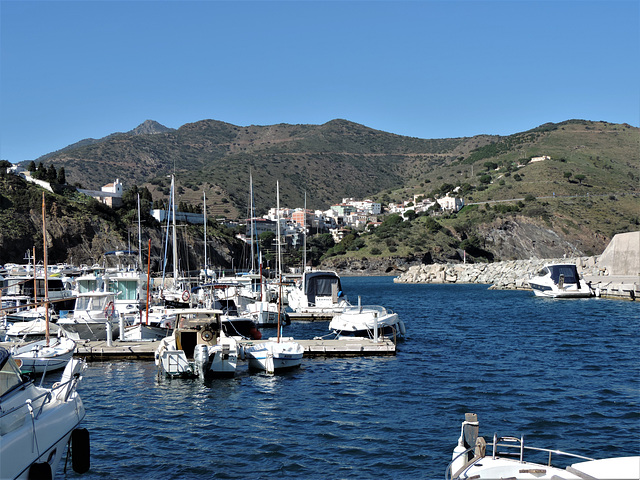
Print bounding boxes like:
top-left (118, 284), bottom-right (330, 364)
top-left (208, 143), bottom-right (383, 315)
top-left (0, 347), bottom-right (89, 480)
top-left (155, 309), bottom-right (239, 379)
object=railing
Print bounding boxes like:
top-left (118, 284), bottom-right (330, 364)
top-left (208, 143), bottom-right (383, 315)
top-left (445, 434), bottom-right (596, 480)
top-left (0, 372), bottom-right (81, 423)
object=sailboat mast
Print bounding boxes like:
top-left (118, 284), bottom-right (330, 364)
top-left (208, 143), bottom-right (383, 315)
top-left (276, 181), bottom-right (282, 342)
top-left (250, 172), bottom-right (255, 273)
top-left (146, 239), bottom-right (151, 325)
top-left (41, 193), bottom-right (50, 346)
top-left (137, 193), bottom-right (142, 269)
top-left (203, 191), bottom-right (207, 278)
top-left (303, 192), bottom-right (307, 275)
top-left (171, 175), bottom-right (178, 284)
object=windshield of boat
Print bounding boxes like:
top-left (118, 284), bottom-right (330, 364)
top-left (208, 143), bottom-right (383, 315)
top-left (76, 295), bottom-right (112, 311)
top-left (0, 348), bottom-right (26, 399)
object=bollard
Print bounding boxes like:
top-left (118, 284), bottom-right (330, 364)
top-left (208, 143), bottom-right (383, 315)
top-left (119, 314), bottom-right (125, 342)
top-left (373, 312), bottom-right (378, 343)
top-left (106, 321), bottom-right (112, 347)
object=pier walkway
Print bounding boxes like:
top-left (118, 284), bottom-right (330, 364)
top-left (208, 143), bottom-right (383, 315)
top-left (1, 336), bottom-right (396, 362)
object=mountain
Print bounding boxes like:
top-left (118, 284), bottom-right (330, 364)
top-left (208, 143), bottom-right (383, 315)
top-left (127, 120), bottom-right (175, 136)
top-left (6, 118), bottom-right (639, 266)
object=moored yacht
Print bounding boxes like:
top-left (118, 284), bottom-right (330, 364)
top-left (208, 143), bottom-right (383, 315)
top-left (155, 309), bottom-right (238, 379)
top-left (286, 270), bottom-right (348, 315)
top-left (57, 291), bottom-right (119, 341)
top-left (0, 347), bottom-right (89, 479)
top-left (329, 302), bottom-right (406, 339)
top-left (528, 263), bottom-right (593, 298)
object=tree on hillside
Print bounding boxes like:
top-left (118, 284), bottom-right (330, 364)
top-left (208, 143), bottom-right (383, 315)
top-left (564, 171), bottom-right (572, 182)
top-left (574, 174), bottom-right (586, 185)
top-left (57, 167), bottom-right (66, 185)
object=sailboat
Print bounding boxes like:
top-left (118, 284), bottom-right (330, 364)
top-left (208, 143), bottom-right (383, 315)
top-left (11, 193), bottom-right (77, 374)
top-left (244, 181), bottom-right (303, 374)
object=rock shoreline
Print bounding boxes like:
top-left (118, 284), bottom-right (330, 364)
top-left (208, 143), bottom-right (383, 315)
top-left (393, 256), bottom-right (604, 290)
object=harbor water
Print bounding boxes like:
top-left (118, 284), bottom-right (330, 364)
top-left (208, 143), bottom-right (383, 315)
top-left (57, 276), bottom-right (639, 479)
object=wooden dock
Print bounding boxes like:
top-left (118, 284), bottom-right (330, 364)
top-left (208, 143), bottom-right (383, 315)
top-left (0, 336), bottom-right (396, 362)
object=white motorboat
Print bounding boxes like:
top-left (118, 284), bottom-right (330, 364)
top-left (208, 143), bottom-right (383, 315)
top-left (528, 263), bottom-right (593, 298)
top-left (329, 302), bottom-right (406, 339)
top-left (244, 338), bottom-right (304, 374)
top-left (286, 270), bottom-right (349, 315)
top-left (5, 317), bottom-right (61, 341)
top-left (57, 291), bottom-right (119, 341)
top-left (0, 347), bottom-right (89, 479)
top-left (11, 337), bottom-right (77, 374)
top-left (155, 309), bottom-right (238, 379)
top-left (446, 413), bottom-right (640, 480)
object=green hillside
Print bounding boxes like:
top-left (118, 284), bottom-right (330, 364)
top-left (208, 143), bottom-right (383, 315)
top-left (7, 118), bottom-right (639, 266)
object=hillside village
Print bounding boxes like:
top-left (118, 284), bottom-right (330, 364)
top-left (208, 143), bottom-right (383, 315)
top-left (7, 162), bottom-right (464, 250)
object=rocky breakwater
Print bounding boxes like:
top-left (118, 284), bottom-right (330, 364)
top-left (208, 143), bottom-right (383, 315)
top-left (394, 256), bottom-right (600, 290)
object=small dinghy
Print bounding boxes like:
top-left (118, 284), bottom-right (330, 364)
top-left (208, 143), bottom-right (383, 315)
top-left (244, 338), bottom-right (304, 374)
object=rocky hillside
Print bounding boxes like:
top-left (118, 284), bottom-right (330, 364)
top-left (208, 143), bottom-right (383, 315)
top-left (5, 118), bottom-right (639, 267)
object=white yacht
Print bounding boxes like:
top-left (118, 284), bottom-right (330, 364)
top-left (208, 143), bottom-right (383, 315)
top-left (0, 347), bottom-right (89, 479)
top-left (286, 270), bottom-right (348, 315)
top-left (57, 291), bottom-right (119, 341)
top-left (528, 263), bottom-right (593, 298)
top-left (329, 302), bottom-right (406, 339)
top-left (11, 337), bottom-right (77, 374)
top-left (446, 413), bottom-right (639, 480)
top-left (155, 309), bottom-right (238, 379)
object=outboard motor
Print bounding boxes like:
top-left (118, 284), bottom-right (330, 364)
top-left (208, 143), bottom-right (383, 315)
top-left (193, 344), bottom-right (210, 376)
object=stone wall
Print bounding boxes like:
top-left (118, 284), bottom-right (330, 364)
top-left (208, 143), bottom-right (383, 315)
top-left (393, 256), bottom-right (602, 290)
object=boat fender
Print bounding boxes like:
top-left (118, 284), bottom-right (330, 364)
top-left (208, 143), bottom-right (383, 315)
top-left (71, 428), bottom-right (90, 474)
top-left (398, 320), bottom-right (406, 336)
top-left (239, 346), bottom-right (245, 361)
top-left (182, 290), bottom-right (190, 302)
top-left (28, 462), bottom-right (52, 480)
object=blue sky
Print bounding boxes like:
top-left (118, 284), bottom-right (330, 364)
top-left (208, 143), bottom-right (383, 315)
top-left (1, 0), bottom-right (638, 163)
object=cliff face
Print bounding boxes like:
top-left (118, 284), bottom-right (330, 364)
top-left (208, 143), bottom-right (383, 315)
top-left (476, 216), bottom-right (609, 260)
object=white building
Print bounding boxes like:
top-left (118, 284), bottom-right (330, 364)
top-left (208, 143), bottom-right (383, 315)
top-left (436, 194), bottom-right (464, 212)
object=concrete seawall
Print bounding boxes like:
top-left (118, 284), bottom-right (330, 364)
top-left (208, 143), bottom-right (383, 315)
top-left (394, 232), bottom-right (640, 301)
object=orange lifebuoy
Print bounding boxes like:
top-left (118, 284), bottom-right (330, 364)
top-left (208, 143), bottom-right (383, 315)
top-left (104, 301), bottom-right (115, 317)
top-left (181, 290), bottom-right (191, 302)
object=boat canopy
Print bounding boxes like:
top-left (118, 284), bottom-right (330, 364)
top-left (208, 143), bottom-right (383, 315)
top-left (304, 272), bottom-right (342, 302)
top-left (549, 264), bottom-right (580, 284)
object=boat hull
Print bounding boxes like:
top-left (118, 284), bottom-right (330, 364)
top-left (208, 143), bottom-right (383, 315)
top-left (245, 341), bottom-right (303, 373)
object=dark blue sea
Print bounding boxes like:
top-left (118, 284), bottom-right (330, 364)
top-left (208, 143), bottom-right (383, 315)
top-left (58, 277), bottom-right (639, 479)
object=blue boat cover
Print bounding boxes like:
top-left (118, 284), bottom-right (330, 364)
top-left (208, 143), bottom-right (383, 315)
top-left (305, 272), bottom-right (342, 302)
top-left (549, 264), bottom-right (579, 284)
